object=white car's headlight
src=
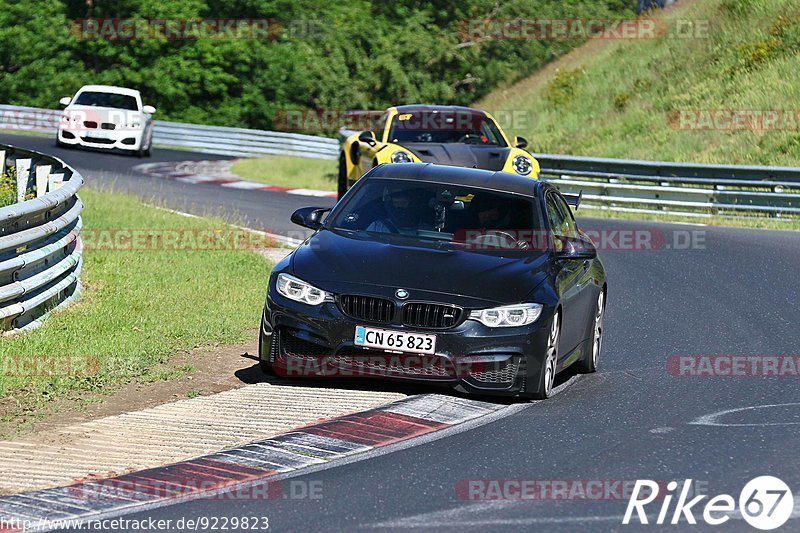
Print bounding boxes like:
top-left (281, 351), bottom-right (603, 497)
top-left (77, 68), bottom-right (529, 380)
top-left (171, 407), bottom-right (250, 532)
top-left (391, 151), bottom-right (413, 163)
top-left (512, 155), bottom-right (532, 175)
top-left (275, 273), bottom-right (333, 306)
top-left (469, 303), bottom-right (543, 327)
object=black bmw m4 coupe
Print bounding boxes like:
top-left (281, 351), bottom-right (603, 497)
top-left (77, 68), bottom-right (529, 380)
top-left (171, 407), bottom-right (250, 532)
top-left (260, 163), bottom-right (607, 399)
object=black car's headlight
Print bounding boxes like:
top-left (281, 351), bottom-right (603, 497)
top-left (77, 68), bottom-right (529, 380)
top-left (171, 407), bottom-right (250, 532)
top-left (275, 273), bottom-right (333, 305)
top-left (469, 303), bottom-right (543, 327)
top-left (391, 151), bottom-right (413, 163)
top-left (512, 155), bottom-right (532, 175)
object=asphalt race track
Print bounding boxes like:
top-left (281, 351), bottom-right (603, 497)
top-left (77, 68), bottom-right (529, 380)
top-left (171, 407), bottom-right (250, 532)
top-left (0, 133), bottom-right (314, 237)
top-left (3, 133), bottom-right (798, 531)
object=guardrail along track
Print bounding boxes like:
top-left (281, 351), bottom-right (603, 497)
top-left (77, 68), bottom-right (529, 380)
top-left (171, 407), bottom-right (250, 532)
top-left (536, 154), bottom-right (800, 219)
top-left (0, 103), bottom-right (339, 160)
top-left (0, 144), bottom-right (83, 333)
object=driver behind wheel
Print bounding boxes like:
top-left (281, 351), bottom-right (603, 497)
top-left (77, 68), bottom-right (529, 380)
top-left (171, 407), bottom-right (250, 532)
top-left (470, 194), bottom-right (512, 231)
top-left (366, 186), bottom-right (430, 235)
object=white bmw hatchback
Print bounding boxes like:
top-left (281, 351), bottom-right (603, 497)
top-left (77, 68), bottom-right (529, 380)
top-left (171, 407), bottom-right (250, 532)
top-left (56, 85), bottom-right (156, 157)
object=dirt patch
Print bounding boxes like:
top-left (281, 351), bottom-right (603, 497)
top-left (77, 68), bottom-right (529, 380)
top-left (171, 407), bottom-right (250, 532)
top-left (0, 336), bottom-right (259, 441)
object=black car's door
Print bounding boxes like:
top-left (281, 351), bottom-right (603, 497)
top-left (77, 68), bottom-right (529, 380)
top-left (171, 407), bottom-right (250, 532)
top-left (545, 192), bottom-right (594, 356)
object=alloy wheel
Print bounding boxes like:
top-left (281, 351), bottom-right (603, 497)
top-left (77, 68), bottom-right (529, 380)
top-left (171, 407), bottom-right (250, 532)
top-left (592, 291), bottom-right (605, 368)
top-left (544, 315), bottom-right (560, 396)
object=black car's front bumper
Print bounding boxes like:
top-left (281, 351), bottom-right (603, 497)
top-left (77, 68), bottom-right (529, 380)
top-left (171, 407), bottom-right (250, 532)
top-left (260, 291), bottom-right (554, 398)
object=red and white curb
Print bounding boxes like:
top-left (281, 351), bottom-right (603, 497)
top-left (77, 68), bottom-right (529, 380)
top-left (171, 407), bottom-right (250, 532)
top-left (0, 394), bottom-right (506, 531)
top-left (133, 160), bottom-right (337, 198)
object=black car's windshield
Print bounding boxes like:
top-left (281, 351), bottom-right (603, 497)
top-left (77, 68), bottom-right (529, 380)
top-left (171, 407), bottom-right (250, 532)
top-left (388, 111), bottom-right (507, 146)
top-left (73, 91), bottom-right (139, 111)
top-left (331, 178), bottom-right (540, 251)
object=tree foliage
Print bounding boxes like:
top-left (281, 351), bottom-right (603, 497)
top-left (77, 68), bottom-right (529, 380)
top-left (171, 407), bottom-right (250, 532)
top-left (0, 0), bottom-right (632, 132)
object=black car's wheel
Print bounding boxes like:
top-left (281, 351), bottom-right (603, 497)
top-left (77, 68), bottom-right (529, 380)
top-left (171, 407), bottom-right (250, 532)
top-left (337, 154), bottom-right (348, 200)
top-left (575, 290), bottom-right (605, 373)
top-left (532, 312), bottom-right (560, 400)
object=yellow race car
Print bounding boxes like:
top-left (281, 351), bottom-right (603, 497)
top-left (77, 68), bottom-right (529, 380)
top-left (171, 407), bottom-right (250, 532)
top-left (338, 105), bottom-right (540, 198)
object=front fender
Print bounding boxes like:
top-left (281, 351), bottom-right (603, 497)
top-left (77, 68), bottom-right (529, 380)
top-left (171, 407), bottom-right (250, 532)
top-left (340, 134), bottom-right (360, 179)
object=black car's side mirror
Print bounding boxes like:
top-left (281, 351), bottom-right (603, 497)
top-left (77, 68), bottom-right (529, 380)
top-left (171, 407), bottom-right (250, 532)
top-left (291, 207), bottom-right (330, 230)
top-left (358, 130), bottom-right (377, 147)
top-left (515, 136), bottom-right (528, 149)
top-left (555, 235), bottom-right (597, 260)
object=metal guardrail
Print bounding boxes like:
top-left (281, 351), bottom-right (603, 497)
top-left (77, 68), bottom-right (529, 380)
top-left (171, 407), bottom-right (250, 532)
top-left (0, 103), bottom-right (339, 160)
top-left (0, 144), bottom-right (83, 333)
top-left (153, 120), bottom-right (339, 159)
top-left (535, 154), bottom-right (800, 219)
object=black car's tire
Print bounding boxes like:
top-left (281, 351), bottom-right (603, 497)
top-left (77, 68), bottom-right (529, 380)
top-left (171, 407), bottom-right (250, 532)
top-left (575, 289), bottom-right (605, 374)
top-left (258, 325), bottom-right (275, 375)
top-left (531, 312), bottom-right (561, 400)
top-left (337, 154), bottom-right (348, 200)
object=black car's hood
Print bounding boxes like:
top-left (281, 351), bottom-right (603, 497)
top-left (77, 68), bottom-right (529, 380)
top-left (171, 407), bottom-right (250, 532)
top-left (290, 229), bottom-right (550, 307)
top-left (401, 143), bottom-right (511, 171)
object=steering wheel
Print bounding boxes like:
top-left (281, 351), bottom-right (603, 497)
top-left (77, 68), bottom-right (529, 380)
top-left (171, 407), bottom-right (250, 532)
top-left (467, 230), bottom-right (530, 250)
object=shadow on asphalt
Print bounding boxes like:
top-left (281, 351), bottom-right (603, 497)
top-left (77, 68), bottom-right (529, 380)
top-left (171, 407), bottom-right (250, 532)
top-left (234, 356), bottom-right (577, 407)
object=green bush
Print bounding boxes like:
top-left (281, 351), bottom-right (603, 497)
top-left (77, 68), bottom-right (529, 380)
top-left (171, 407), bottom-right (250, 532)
top-left (0, 168), bottom-right (16, 208)
top-left (544, 68), bottom-right (585, 107)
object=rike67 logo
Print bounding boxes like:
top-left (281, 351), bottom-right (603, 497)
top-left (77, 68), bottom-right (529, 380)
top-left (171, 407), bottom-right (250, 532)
top-left (623, 476), bottom-right (794, 530)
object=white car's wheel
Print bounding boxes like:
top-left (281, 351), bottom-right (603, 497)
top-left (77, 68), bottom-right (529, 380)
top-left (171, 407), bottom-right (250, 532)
top-left (136, 127), bottom-right (152, 157)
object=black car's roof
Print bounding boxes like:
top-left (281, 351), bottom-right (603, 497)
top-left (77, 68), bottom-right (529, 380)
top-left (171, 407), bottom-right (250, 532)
top-left (367, 163), bottom-right (544, 197)
top-left (393, 104), bottom-right (488, 117)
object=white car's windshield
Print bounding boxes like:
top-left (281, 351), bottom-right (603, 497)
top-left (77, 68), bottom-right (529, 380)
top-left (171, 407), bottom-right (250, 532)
top-left (73, 91), bottom-right (139, 111)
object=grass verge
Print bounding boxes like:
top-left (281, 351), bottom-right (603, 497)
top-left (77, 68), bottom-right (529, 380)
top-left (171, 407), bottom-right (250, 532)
top-left (0, 187), bottom-right (273, 419)
top-left (479, 0), bottom-right (800, 167)
top-left (230, 155), bottom-right (336, 191)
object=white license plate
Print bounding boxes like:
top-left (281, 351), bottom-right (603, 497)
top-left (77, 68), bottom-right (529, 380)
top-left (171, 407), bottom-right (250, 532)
top-left (354, 326), bottom-right (436, 355)
top-left (86, 132), bottom-right (112, 140)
